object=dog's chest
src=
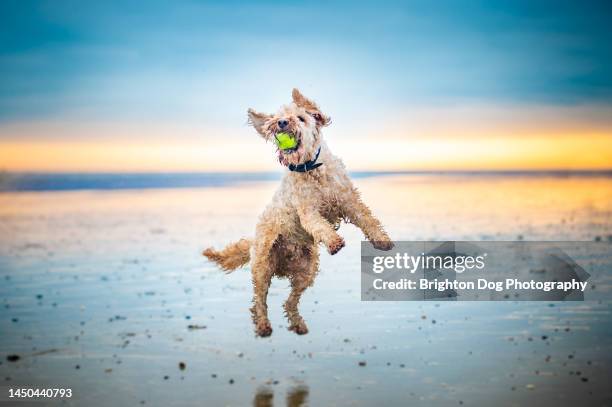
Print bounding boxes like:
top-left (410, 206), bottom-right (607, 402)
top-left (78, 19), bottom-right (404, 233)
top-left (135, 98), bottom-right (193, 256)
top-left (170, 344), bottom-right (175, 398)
top-left (313, 179), bottom-right (346, 225)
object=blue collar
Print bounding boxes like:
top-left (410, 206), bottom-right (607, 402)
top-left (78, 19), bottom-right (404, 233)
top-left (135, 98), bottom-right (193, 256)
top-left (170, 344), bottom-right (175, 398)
top-left (288, 146), bottom-right (323, 173)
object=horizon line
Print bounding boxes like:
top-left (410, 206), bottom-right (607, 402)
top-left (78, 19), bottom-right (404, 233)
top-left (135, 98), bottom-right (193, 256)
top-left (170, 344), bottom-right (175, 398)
top-left (2, 169), bottom-right (612, 175)
top-left (2, 169), bottom-right (610, 192)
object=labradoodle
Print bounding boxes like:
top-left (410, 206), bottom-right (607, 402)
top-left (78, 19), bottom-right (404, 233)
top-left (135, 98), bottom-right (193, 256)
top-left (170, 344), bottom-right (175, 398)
top-left (203, 89), bottom-right (393, 337)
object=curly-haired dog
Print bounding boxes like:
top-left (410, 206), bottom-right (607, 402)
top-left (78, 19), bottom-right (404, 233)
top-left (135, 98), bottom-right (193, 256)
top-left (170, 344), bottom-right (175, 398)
top-left (203, 89), bottom-right (393, 337)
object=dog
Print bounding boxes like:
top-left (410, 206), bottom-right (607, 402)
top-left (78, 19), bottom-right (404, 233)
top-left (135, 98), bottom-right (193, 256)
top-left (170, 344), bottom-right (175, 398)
top-left (203, 89), bottom-right (393, 337)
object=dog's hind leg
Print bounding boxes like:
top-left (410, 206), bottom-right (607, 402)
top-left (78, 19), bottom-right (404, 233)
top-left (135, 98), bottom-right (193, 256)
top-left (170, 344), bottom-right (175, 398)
top-left (250, 227), bottom-right (278, 337)
top-left (284, 245), bottom-right (319, 335)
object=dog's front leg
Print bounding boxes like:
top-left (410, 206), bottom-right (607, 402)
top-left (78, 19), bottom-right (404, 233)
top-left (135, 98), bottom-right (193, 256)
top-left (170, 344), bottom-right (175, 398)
top-left (342, 190), bottom-right (394, 251)
top-left (296, 205), bottom-right (345, 255)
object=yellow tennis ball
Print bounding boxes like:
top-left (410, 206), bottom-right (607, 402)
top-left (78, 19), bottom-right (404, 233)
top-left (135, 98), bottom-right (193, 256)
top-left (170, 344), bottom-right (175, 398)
top-left (274, 132), bottom-right (298, 150)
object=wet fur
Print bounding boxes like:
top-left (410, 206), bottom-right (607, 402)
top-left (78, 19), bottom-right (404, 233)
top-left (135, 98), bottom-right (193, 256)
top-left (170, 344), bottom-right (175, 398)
top-left (203, 89), bottom-right (393, 337)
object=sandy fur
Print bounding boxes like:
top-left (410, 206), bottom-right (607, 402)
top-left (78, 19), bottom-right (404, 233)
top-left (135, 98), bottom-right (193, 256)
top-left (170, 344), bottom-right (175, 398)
top-left (204, 89), bottom-right (393, 337)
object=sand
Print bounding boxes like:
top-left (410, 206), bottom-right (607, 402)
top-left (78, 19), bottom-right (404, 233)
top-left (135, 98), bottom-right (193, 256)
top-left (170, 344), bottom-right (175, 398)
top-left (0, 174), bottom-right (611, 406)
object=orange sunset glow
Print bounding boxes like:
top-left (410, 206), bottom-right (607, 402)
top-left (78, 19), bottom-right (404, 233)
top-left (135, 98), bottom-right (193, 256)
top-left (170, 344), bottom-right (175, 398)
top-left (0, 133), bottom-right (610, 172)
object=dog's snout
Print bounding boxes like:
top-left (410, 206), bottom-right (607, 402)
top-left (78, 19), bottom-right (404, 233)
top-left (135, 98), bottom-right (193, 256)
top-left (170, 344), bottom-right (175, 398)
top-left (278, 119), bottom-right (289, 129)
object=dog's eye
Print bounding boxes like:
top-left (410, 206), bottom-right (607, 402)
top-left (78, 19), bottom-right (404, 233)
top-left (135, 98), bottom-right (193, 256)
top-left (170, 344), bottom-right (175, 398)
top-left (298, 116), bottom-right (306, 123)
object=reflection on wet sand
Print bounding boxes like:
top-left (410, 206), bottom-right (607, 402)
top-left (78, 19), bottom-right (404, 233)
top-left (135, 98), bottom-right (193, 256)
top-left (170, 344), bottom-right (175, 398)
top-left (254, 385), bottom-right (309, 407)
top-left (253, 387), bottom-right (273, 407)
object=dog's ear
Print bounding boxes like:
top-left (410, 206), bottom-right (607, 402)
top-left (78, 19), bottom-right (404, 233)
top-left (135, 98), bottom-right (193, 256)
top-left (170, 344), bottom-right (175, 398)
top-left (292, 88), bottom-right (330, 127)
top-left (248, 108), bottom-right (272, 137)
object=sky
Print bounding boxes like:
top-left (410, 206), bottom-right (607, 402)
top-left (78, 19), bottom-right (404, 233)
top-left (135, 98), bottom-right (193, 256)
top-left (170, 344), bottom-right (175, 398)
top-left (0, 0), bottom-right (611, 172)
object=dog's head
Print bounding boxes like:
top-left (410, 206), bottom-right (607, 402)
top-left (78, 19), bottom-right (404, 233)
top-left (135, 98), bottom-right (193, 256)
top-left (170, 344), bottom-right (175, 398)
top-left (248, 89), bottom-right (330, 167)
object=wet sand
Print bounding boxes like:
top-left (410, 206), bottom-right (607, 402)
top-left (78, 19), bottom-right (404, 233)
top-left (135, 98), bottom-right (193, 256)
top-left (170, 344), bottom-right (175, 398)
top-left (1, 174), bottom-right (611, 406)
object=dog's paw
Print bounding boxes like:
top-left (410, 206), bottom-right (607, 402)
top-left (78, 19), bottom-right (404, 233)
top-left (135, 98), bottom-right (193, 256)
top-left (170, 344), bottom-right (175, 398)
top-left (288, 321), bottom-right (309, 335)
top-left (327, 236), bottom-right (345, 255)
top-left (255, 320), bottom-right (273, 337)
top-left (372, 239), bottom-right (394, 251)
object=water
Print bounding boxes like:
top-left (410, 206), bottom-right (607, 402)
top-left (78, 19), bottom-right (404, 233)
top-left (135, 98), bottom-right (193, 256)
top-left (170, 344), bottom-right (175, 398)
top-left (1, 170), bottom-right (609, 191)
top-left (0, 174), bottom-right (611, 406)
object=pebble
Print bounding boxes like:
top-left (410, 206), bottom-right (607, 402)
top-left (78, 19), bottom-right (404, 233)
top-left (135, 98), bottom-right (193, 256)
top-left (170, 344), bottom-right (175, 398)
top-left (6, 355), bottom-right (20, 362)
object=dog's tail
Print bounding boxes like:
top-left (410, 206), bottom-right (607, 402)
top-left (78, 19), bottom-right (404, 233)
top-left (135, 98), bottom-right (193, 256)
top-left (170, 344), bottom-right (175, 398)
top-left (203, 238), bottom-right (252, 273)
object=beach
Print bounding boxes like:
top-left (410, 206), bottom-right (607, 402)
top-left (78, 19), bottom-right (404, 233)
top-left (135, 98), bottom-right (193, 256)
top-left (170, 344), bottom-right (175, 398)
top-left (1, 173), bottom-right (611, 406)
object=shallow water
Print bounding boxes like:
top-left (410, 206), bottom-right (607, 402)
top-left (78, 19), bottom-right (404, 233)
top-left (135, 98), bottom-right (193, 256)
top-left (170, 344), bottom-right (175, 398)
top-left (0, 174), bottom-right (611, 406)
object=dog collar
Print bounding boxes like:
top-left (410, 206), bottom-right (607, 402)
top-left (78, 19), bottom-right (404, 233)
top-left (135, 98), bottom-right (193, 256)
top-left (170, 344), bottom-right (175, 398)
top-left (288, 146), bottom-right (323, 173)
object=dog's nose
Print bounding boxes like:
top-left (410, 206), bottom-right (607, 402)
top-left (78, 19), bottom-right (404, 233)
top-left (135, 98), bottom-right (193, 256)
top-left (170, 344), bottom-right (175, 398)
top-left (278, 119), bottom-right (289, 129)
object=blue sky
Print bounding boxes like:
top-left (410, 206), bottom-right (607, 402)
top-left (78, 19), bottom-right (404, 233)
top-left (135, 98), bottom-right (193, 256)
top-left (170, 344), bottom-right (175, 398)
top-left (0, 1), bottom-right (611, 171)
top-left (1, 1), bottom-right (611, 122)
